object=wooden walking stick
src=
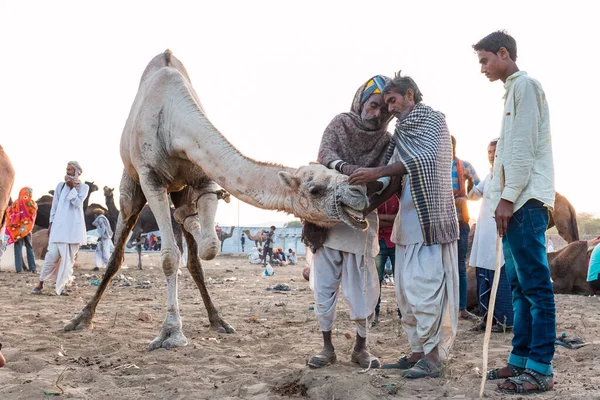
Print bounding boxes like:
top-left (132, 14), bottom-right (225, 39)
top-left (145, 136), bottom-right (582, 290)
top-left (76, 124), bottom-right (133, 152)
top-left (479, 235), bottom-right (504, 399)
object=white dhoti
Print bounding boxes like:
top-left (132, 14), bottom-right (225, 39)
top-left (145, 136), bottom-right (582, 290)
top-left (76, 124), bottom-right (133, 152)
top-left (39, 242), bottom-right (80, 295)
top-left (313, 246), bottom-right (380, 337)
top-left (95, 238), bottom-right (112, 269)
top-left (395, 241), bottom-right (458, 358)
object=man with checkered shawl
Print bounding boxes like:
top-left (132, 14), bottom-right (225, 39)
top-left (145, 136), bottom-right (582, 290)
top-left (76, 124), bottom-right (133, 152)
top-left (350, 74), bottom-right (459, 379)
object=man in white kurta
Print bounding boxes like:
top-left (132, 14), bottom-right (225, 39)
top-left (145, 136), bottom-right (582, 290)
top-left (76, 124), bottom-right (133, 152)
top-left (92, 209), bottom-right (113, 271)
top-left (33, 162), bottom-right (88, 295)
top-left (349, 75), bottom-right (459, 379)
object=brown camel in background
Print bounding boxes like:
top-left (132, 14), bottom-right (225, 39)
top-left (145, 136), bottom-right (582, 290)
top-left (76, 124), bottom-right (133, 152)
top-left (0, 145), bottom-right (15, 231)
top-left (548, 192), bottom-right (579, 243)
top-left (103, 186), bottom-right (119, 234)
top-left (466, 192), bottom-right (584, 310)
top-left (242, 229), bottom-right (267, 247)
top-left (216, 226), bottom-right (235, 251)
top-left (32, 229), bottom-right (49, 260)
top-left (548, 238), bottom-right (600, 295)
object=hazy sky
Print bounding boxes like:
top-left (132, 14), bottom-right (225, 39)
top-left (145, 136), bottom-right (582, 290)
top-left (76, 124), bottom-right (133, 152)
top-left (2, 1), bottom-right (598, 226)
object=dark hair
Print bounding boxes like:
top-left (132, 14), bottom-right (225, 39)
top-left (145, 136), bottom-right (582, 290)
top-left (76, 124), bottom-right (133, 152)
top-left (383, 71), bottom-right (423, 103)
top-left (472, 30), bottom-right (517, 62)
top-left (270, 225), bottom-right (276, 230)
top-left (489, 138), bottom-right (499, 147)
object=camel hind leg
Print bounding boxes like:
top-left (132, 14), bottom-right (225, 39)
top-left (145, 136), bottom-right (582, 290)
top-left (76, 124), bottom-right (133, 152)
top-left (182, 228), bottom-right (235, 333)
top-left (65, 170), bottom-right (146, 331)
top-left (171, 186), bottom-right (234, 333)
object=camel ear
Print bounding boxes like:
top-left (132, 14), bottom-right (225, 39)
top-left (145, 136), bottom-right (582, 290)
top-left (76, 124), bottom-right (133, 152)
top-left (278, 171), bottom-right (300, 190)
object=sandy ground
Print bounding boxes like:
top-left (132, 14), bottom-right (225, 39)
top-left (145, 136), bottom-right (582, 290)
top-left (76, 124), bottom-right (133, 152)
top-left (1, 252), bottom-right (600, 400)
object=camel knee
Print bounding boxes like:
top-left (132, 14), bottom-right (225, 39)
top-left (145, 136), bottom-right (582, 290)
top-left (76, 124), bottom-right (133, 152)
top-left (160, 248), bottom-right (180, 275)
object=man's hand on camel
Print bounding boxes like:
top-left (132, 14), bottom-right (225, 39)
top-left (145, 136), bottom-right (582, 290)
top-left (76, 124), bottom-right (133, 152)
top-left (366, 181), bottom-right (384, 196)
top-left (348, 167), bottom-right (381, 185)
top-left (495, 198), bottom-right (514, 237)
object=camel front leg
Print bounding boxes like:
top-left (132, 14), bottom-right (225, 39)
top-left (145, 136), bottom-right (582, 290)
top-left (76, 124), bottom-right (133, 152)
top-left (142, 184), bottom-right (188, 351)
top-left (65, 171), bottom-right (146, 331)
top-left (182, 228), bottom-right (235, 333)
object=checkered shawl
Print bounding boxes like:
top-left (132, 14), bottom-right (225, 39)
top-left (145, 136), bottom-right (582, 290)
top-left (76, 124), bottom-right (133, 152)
top-left (391, 103), bottom-right (459, 245)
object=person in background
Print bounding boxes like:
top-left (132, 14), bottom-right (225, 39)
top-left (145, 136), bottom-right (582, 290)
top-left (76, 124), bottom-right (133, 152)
top-left (587, 243), bottom-right (600, 295)
top-left (468, 138), bottom-right (514, 333)
top-left (451, 135), bottom-right (480, 320)
top-left (287, 248), bottom-right (297, 265)
top-left (240, 233), bottom-right (246, 252)
top-left (262, 226), bottom-right (276, 266)
top-left (32, 161), bottom-right (88, 295)
top-left (4, 187), bottom-right (38, 273)
top-left (373, 195), bottom-right (400, 327)
top-left (92, 208), bottom-right (113, 271)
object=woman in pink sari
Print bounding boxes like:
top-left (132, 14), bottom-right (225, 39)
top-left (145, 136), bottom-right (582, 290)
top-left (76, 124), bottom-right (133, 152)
top-left (5, 187), bottom-right (38, 273)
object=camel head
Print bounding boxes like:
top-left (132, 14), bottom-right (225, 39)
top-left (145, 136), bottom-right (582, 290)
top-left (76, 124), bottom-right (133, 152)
top-left (278, 164), bottom-right (368, 230)
top-left (85, 181), bottom-right (98, 193)
top-left (103, 186), bottom-right (114, 198)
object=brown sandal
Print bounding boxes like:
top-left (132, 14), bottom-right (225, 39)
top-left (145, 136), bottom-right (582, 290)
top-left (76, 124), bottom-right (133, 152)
top-left (307, 349), bottom-right (337, 368)
top-left (351, 349), bottom-right (380, 368)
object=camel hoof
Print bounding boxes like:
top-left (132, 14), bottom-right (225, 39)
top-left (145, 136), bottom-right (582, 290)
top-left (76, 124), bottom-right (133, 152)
top-left (64, 315), bottom-right (93, 331)
top-left (148, 331), bottom-right (188, 351)
top-left (213, 321), bottom-right (235, 334)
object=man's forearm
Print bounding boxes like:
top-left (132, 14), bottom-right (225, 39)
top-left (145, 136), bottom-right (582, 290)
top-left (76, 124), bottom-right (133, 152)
top-left (366, 177), bottom-right (402, 215)
top-left (376, 162), bottom-right (406, 179)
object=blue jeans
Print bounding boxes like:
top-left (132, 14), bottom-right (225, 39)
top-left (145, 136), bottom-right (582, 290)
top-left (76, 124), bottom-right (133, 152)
top-left (375, 239), bottom-right (395, 316)
top-left (14, 234), bottom-right (37, 273)
top-left (457, 222), bottom-right (470, 310)
top-left (503, 199), bottom-right (555, 375)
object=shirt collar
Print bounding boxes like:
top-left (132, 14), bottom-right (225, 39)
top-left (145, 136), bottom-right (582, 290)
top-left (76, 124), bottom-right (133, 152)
top-left (503, 71), bottom-right (527, 97)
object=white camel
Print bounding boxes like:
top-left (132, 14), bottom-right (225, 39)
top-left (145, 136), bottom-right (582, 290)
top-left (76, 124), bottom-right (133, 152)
top-left (64, 50), bottom-right (369, 351)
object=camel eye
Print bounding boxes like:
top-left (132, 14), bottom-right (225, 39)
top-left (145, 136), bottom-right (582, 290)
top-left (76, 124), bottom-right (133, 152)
top-left (309, 185), bottom-right (326, 197)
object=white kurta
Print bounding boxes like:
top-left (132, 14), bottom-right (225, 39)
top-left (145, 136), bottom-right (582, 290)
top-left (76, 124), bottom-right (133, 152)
top-left (468, 173), bottom-right (505, 270)
top-left (393, 181), bottom-right (459, 358)
top-left (40, 181), bottom-right (88, 295)
top-left (49, 182), bottom-right (89, 245)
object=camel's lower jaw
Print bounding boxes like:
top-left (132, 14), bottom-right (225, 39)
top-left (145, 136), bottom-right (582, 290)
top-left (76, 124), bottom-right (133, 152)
top-left (340, 206), bottom-right (368, 231)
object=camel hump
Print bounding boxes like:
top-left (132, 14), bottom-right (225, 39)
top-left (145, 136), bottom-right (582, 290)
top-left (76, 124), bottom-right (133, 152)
top-left (164, 49), bottom-right (173, 66)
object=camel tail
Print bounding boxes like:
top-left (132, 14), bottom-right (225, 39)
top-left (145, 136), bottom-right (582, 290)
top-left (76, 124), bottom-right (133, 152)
top-left (164, 49), bottom-right (173, 66)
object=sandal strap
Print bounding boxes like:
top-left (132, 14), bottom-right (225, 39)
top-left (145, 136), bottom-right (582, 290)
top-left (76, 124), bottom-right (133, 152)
top-left (504, 376), bottom-right (527, 393)
top-left (508, 364), bottom-right (525, 377)
top-left (486, 364), bottom-right (524, 380)
top-left (522, 369), bottom-right (553, 392)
